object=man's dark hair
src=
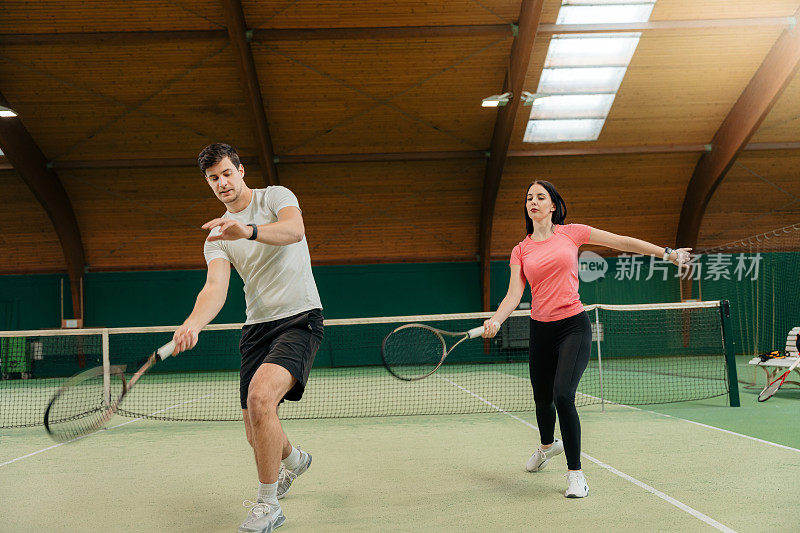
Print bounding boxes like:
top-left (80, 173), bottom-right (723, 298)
top-left (197, 143), bottom-right (241, 174)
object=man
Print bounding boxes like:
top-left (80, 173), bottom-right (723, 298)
top-left (172, 143), bottom-right (323, 532)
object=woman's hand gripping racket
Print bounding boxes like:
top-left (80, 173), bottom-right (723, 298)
top-left (381, 322), bottom-right (496, 381)
top-left (44, 341), bottom-right (176, 442)
top-left (758, 355), bottom-right (800, 402)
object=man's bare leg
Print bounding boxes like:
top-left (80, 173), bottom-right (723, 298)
top-left (244, 363), bottom-right (296, 484)
top-left (238, 363), bottom-right (296, 533)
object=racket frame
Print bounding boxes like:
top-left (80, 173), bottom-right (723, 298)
top-left (381, 324), bottom-right (485, 381)
top-left (43, 341), bottom-right (175, 441)
top-left (758, 355), bottom-right (800, 402)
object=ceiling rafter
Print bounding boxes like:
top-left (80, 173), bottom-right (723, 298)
top-left (222, 0), bottom-right (279, 187)
top-left (676, 7), bottom-right (800, 254)
top-left (0, 25), bottom-right (512, 44)
top-left (478, 0), bottom-right (545, 312)
top-left (5, 142), bottom-right (800, 172)
top-left (0, 16), bottom-right (792, 44)
top-left (0, 91), bottom-right (85, 320)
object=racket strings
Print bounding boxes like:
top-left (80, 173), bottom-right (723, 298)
top-left (382, 326), bottom-right (447, 380)
top-left (45, 373), bottom-right (125, 441)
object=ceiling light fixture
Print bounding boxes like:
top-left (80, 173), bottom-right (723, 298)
top-left (520, 91), bottom-right (547, 106)
top-left (0, 105), bottom-right (18, 118)
top-left (481, 92), bottom-right (512, 107)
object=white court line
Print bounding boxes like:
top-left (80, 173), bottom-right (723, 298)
top-left (437, 375), bottom-right (737, 533)
top-left (496, 370), bottom-right (800, 454)
top-left (0, 396), bottom-right (211, 468)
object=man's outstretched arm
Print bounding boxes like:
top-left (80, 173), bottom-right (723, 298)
top-left (172, 257), bottom-right (231, 354)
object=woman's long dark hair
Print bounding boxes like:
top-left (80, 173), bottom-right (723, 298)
top-left (524, 180), bottom-right (567, 235)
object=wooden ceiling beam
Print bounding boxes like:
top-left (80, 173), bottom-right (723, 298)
top-left (1, 15), bottom-right (790, 45)
top-left (252, 25), bottom-right (513, 40)
top-left (0, 92), bottom-right (86, 320)
top-left (274, 151), bottom-right (487, 163)
top-left (0, 30), bottom-right (228, 44)
top-left (6, 142), bottom-right (800, 172)
top-left (509, 144), bottom-right (711, 156)
top-left (31, 151), bottom-right (486, 170)
top-left (0, 24), bottom-right (512, 44)
top-left (221, 0), bottom-right (279, 187)
top-left (479, 0), bottom-right (545, 312)
top-left (676, 9), bottom-right (800, 253)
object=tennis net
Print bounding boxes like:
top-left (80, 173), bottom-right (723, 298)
top-left (0, 300), bottom-right (737, 428)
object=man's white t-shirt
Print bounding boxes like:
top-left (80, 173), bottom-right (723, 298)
top-left (203, 187), bottom-right (322, 325)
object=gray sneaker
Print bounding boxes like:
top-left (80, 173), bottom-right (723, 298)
top-left (526, 439), bottom-right (564, 472)
top-left (277, 450), bottom-right (312, 500)
top-left (238, 500), bottom-right (285, 533)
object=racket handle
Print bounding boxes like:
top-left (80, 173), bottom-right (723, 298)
top-left (157, 340), bottom-right (176, 361)
top-left (467, 326), bottom-right (485, 339)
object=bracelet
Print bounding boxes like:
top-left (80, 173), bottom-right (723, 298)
top-left (247, 223), bottom-right (258, 241)
top-left (662, 247), bottom-right (673, 261)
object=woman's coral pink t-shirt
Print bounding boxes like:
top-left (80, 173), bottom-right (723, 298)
top-left (510, 224), bottom-right (592, 322)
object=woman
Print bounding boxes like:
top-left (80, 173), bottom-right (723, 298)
top-left (482, 180), bottom-right (690, 498)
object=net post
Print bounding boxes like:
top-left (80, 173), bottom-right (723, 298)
top-left (102, 328), bottom-right (110, 407)
top-left (719, 300), bottom-right (740, 407)
top-left (594, 307), bottom-right (604, 411)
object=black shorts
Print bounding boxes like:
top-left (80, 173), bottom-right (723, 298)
top-left (239, 308), bottom-right (324, 409)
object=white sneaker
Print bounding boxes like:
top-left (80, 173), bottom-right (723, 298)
top-left (277, 449), bottom-right (312, 500)
top-left (526, 439), bottom-right (564, 472)
top-left (239, 500), bottom-right (285, 533)
top-left (565, 470), bottom-right (589, 498)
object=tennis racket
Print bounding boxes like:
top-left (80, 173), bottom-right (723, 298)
top-left (381, 323), bottom-right (486, 381)
top-left (44, 341), bottom-right (176, 442)
top-left (758, 356), bottom-right (800, 402)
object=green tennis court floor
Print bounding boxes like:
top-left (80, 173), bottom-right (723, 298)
top-left (2, 388), bottom-right (798, 532)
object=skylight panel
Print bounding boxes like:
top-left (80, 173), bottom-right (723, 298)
top-left (523, 119), bottom-right (605, 142)
top-left (558, 2), bottom-right (656, 24)
top-left (538, 67), bottom-right (627, 94)
top-left (545, 34), bottom-right (641, 68)
top-left (530, 94), bottom-right (616, 120)
top-left (523, 1), bottom-right (656, 143)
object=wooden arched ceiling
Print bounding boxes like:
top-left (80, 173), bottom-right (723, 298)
top-left (676, 5), bottom-right (800, 250)
top-left (0, 0), bottom-right (800, 311)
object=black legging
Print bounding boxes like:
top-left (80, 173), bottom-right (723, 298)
top-left (529, 311), bottom-right (591, 470)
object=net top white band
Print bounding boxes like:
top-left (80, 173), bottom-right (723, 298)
top-left (0, 300), bottom-right (722, 337)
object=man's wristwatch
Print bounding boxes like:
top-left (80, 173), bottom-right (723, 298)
top-left (248, 223), bottom-right (258, 241)
top-left (662, 247), bottom-right (673, 261)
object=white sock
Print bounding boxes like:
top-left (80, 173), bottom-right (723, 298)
top-left (257, 481), bottom-right (278, 504)
top-left (282, 446), bottom-right (303, 470)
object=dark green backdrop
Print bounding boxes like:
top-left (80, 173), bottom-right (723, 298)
top-left (0, 257), bottom-right (679, 330)
top-left (2, 254), bottom-right (796, 359)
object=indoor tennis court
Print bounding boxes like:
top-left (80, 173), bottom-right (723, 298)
top-left (2, 1), bottom-right (800, 532)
